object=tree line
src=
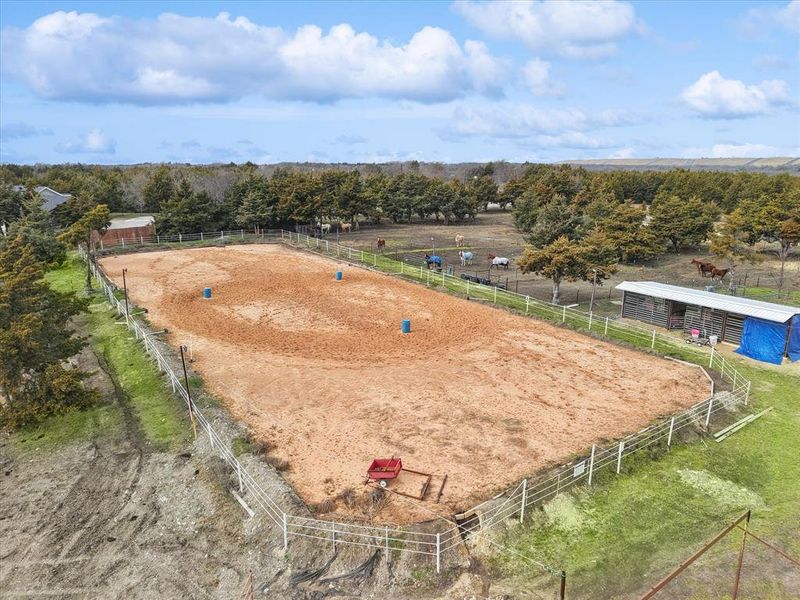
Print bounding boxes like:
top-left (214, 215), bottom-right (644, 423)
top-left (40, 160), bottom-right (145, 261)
top-left (509, 165), bottom-right (799, 301)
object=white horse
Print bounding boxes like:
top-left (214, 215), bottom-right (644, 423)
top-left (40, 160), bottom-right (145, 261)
top-left (319, 223), bottom-right (331, 234)
top-left (488, 255), bottom-right (510, 270)
top-left (455, 234), bottom-right (465, 247)
top-left (459, 250), bottom-right (473, 266)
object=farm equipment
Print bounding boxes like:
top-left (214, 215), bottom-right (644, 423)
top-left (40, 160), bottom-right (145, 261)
top-left (365, 457), bottom-right (444, 502)
top-left (684, 328), bottom-right (711, 346)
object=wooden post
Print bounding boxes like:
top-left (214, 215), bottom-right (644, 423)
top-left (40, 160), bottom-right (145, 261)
top-left (709, 346), bottom-right (715, 368)
top-left (493, 287), bottom-right (497, 303)
top-left (331, 522), bottom-right (336, 552)
top-left (237, 461), bottom-right (243, 493)
top-left (588, 312), bottom-right (593, 330)
top-left (562, 305), bottom-right (566, 322)
top-left (667, 416), bottom-right (675, 447)
top-left (588, 444), bottom-right (596, 485)
top-left (525, 296), bottom-right (530, 314)
top-left (605, 316), bottom-right (609, 335)
top-left (560, 571), bottom-right (566, 600)
top-left (705, 397), bottom-right (714, 428)
top-left (385, 526), bottom-right (390, 557)
top-left (732, 511), bottom-right (751, 600)
top-left (616, 441), bottom-right (624, 474)
top-left (651, 330), bottom-right (656, 349)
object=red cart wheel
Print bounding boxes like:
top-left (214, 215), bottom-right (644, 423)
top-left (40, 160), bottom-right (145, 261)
top-left (379, 479), bottom-right (388, 488)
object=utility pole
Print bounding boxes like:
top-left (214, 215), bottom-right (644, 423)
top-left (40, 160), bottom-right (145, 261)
top-left (122, 268), bottom-right (130, 320)
top-left (180, 345), bottom-right (197, 439)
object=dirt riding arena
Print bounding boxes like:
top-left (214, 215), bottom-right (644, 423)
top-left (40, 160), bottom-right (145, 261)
top-left (101, 245), bottom-right (711, 523)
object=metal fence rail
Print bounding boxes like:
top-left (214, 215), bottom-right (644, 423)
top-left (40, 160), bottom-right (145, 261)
top-left (76, 229), bottom-right (754, 578)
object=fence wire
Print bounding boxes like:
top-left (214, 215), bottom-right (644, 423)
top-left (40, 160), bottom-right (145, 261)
top-left (77, 230), bottom-right (753, 579)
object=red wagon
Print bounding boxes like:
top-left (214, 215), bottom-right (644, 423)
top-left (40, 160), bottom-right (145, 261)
top-left (366, 457), bottom-right (402, 488)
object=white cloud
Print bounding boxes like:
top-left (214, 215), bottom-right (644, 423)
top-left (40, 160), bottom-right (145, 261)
top-left (680, 71), bottom-right (792, 118)
top-left (453, 0), bottom-right (640, 59)
top-left (0, 11), bottom-right (508, 105)
top-left (521, 58), bottom-right (565, 97)
top-left (736, 0), bottom-right (800, 37)
top-left (0, 122), bottom-right (52, 140)
top-left (682, 143), bottom-right (791, 159)
top-left (447, 103), bottom-right (640, 139)
top-left (55, 129), bottom-right (115, 154)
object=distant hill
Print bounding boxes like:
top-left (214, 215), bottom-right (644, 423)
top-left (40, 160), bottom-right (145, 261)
top-left (558, 157), bottom-right (799, 173)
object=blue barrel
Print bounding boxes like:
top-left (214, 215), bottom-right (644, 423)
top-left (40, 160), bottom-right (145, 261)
top-left (203, 287), bottom-right (212, 299)
top-left (401, 319), bottom-right (411, 334)
top-left (335, 271), bottom-right (343, 281)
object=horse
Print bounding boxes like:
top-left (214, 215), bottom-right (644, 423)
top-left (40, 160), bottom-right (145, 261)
top-left (488, 254), bottom-right (510, 270)
top-left (455, 234), bottom-right (465, 247)
top-left (459, 250), bottom-right (473, 266)
top-left (710, 267), bottom-right (730, 281)
top-left (690, 258), bottom-right (715, 277)
top-left (340, 222), bottom-right (352, 233)
top-left (424, 253), bottom-right (442, 268)
top-left (376, 238), bottom-right (386, 251)
top-left (319, 223), bottom-right (331, 235)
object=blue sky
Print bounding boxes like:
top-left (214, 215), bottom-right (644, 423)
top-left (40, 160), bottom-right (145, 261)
top-left (0, 1), bottom-right (798, 165)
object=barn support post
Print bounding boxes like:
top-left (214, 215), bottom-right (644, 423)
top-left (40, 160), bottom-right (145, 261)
top-left (667, 416), bottom-right (675, 447)
top-left (588, 444), bottom-right (596, 485)
top-left (616, 441), bottom-right (624, 474)
top-left (436, 533), bottom-right (441, 574)
top-left (525, 296), bottom-right (530, 314)
top-left (283, 513), bottom-right (288, 550)
top-left (604, 316), bottom-right (609, 336)
top-left (520, 479), bottom-right (528, 523)
top-left (705, 397), bottom-right (714, 428)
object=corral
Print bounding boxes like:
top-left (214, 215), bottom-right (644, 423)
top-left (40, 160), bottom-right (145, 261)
top-left (100, 244), bottom-right (711, 523)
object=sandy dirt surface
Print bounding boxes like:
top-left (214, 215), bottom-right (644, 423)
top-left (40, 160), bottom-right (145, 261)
top-left (101, 245), bottom-right (710, 523)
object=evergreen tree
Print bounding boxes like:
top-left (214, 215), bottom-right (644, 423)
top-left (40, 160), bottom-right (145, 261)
top-left (0, 237), bottom-right (98, 428)
top-left (649, 194), bottom-right (718, 253)
top-left (142, 166), bottom-right (175, 213)
top-left (59, 204), bottom-right (111, 290)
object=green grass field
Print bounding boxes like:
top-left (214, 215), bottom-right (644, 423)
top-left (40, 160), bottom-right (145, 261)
top-left (19, 255), bottom-right (190, 452)
top-left (491, 353), bottom-right (800, 598)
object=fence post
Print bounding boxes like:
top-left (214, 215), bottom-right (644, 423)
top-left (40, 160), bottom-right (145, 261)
top-left (705, 397), bottom-right (714, 428)
top-left (201, 232), bottom-right (204, 241)
top-left (385, 526), bottom-right (390, 557)
top-left (283, 513), bottom-right (288, 550)
top-left (616, 441), bottom-right (624, 474)
top-left (588, 444), bottom-right (596, 485)
top-left (525, 296), bottom-right (530, 314)
top-left (651, 330), bottom-right (656, 349)
top-left (588, 312), bottom-right (593, 330)
top-left (237, 461), bottom-right (243, 493)
top-left (520, 479), bottom-right (528, 523)
top-left (721, 355), bottom-right (726, 378)
top-left (401, 261), bottom-right (404, 274)
top-left (562, 305), bottom-right (566, 322)
top-left (241, 229), bottom-right (244, 239)
top-left (100, 239), bottom-right (104, 250)
top-left (436, 532), bottom-right (441, 574)
top-left (709, 346), bottom-right (715, 368)
top-left (605, 316), bottom-right (609, 336)
top-left (206, 422), bottom-right (214, 449)
top-left (326, 240), bottom-right (329, 252)
top-left (494, 287), bottom-right (497, 303)
top-left (140, 235), bottom-right (143, 245)
top-left (122, 238), bottom-right (125, 248)
top-left (331, 522), bottom-right (336, 552)
top-left (745, 380), bottom-right (751, 405)
top-left (466, 279), bottom-right (469, 295)
top-left (667, 416), bottom-right (675, 447)
top-left (157, 234), bottom-right (160, 244)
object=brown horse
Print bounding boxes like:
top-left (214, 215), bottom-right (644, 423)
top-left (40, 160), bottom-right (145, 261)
top-left (690, 258), bottom-right (715, 277)
top-left (710, 267), bottom-right (730, 281)
top-left (376, 238), bottom-right (386, 251)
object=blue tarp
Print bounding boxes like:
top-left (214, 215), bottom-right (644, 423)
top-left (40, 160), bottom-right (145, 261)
top-left (788, 315), bottom-right (800, 362)
top-left (735, 317), bottom-right (787, 365)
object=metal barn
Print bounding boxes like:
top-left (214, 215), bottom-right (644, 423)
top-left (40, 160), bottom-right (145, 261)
top-left (616, 281), bottom-right (800, 364)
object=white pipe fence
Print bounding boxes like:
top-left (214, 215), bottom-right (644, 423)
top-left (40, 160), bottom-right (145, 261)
top-left (76, 228), bottom-right (754, 578)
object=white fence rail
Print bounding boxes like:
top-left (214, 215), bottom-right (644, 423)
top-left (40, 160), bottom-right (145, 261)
top-left (77, 228), bottom-right (754, 578)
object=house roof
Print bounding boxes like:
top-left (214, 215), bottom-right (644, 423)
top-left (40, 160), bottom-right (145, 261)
top-left (616, 281), bottom-right (800, 324)
top-left (108, 216), bottom-right (155, 230)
